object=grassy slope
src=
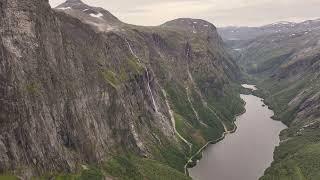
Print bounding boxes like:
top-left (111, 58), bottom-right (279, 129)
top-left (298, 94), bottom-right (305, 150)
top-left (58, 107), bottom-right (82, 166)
top-left (103, 155), bottom-right (191, 180)
top-left (37, 81), bottom-right (244, 180)
top-left (229, 24), bottom-right (320, 180)
top-left (5, 62), bottom-right (245, 179)
top-left (1, 14), bottom-right (244, 179)
top-left (253, 74), bottom-right (320, 180)
top-left (0, 176), bottom-right (18, 180)
top-left (165, 81), bottom-right (244, 157)
top-left (38, 155), bottom-right (190, 180)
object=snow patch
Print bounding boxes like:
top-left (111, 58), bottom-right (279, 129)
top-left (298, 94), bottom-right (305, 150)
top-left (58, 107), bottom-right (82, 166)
top-left (279, 21), bottom-right (290, 25)
top-left (57, 7), bottom-right (71, 10)
top-left (242, 84), bottom-right (257, 90)
top-left (90, 13), bottom-right (103, 18)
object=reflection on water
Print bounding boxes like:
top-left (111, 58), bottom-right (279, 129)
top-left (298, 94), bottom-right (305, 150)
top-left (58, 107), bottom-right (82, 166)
top-left (189, 94), bottom-right (286, 180)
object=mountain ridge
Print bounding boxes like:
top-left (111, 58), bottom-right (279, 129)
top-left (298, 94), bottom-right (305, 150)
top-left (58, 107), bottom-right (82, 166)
top-left (218, 16), bottom-right (320, 180)
top-left (0, 0), bottom-right (243, 179)
top-left (219, 18), bottom-right (320, 42)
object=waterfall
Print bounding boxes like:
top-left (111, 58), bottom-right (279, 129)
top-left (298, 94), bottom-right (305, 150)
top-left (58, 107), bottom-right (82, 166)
top-left (186, 87), bottom-right (209, 127)
top-left (145, 70), bottom-right (158, 112)
top-left (125, 38), bottom-right (159, 113)
top-left (187, 68), bottom-right (229, 131)
top-left (126, 38), bottom-right (193, 157)
top-left (161, 89), bottom-right (193, 150)
top-left (206, 105), bottom-right (230, 133)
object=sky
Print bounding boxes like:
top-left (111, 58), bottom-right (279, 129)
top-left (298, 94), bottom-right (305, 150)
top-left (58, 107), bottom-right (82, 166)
top-left (49, 0), bottom-right (320, 27)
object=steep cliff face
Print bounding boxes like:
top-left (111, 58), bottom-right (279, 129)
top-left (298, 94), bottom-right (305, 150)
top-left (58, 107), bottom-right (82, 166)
top-left (1, 0), bottom-right (173, 176)
top-left (0, 0), bottom-right (242, 178)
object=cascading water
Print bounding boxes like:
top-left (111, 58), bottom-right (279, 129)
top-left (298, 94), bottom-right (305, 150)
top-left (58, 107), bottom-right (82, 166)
top-left (186, 87), bottom-right (208, 127)
top-left (126, 39), bottom-right (197, 174)
top-left (186, 67), bottom-right (230, 132)
top-left (125, 38), bottom-right (158, 113)
top-left (161, 89), bottom-right (193, 149)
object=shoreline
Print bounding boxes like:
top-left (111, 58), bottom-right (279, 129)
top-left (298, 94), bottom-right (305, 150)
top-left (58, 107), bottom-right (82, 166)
top-left (183, 95), bottom-right (248, 175)
top-left (184, 87), bottom-right (289, 179)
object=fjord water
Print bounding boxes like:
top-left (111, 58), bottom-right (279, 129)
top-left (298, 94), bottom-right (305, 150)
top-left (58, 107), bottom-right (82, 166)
top-left (189, 93), bottom-right (287, 180)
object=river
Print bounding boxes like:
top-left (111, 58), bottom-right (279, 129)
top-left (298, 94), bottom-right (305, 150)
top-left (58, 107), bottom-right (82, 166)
top-left (188, 86), bottom-right (287, 180)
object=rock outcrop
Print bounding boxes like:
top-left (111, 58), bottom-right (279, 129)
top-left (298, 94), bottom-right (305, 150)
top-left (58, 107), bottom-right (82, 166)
top-left (0, 0), bottom-right (241, 178)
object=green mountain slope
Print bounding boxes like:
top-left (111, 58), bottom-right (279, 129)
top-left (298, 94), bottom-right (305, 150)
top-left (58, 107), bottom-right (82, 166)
top-left (0, 0), bottom-right (244, 179)
top-left (220, 20), bottom-right (320, 180)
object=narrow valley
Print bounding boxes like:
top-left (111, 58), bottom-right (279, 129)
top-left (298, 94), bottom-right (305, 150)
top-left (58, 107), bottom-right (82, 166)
top-left (0, 0), bottom-right (319, 179)
top-left (219, 20), bottom-right (320, 180)
top-left (189, 87), bottom-right (286, 180)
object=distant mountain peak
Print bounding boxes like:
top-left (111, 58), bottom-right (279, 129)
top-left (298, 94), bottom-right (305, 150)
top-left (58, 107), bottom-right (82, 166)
top-left (56, 0), bottom-right (86, 8)
top-left (65, 0), bottom-right (84, 3)
top-left (274, 21), bottom-right (292, 24)
top-left (55, 0), bottom-right (121, 32)
top-left (161, 18), bottom-right (217, 35)
top-left (163, 18), bottom-right (215, 27)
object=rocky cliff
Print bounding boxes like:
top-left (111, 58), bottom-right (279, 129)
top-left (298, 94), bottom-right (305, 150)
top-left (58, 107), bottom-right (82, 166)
top-left (0, 0), bottom-right (242, 178)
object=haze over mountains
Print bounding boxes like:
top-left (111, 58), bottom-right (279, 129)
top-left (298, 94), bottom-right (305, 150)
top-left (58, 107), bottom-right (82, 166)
top-left (219, 18), bottom-right (320, 180)
top-left (219, 19), bottom-right (320, 41)
top-left (219, 19), bottom-right (320, 75)
top-left (49, 0), bottom-right (320, 27)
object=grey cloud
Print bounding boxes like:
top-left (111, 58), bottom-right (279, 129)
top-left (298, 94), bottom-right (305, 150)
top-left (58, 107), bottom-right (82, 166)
top-left (49, 0), bottom-right (320, 27)
top-left (126, 9), bottom-right (151, 14)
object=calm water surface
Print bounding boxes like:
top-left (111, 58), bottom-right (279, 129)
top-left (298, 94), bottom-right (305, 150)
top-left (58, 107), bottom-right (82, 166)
top-left (189, 93), bottom-right (286, 180)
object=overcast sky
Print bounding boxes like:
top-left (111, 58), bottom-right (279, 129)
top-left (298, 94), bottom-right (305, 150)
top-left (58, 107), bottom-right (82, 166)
top-left (49, 0), bottom-right (320, 27)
